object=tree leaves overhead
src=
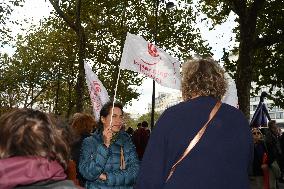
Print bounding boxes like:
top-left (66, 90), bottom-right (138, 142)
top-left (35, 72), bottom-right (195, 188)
top-left (0, 0), bottom-right (25, 46)
top-left (197, 0), bottom-right (284, 117)
top-left (252, 0), bottom-right (284, 103)
top-left (1, 0), bottom-right (212, 116)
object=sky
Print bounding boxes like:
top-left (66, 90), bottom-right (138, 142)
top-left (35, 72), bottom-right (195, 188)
top-left (2, 0), bottom-right (237, 115)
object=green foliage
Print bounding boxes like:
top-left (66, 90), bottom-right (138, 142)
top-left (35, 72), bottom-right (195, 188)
top-left (0, 53), bottom-right (24, 108)
top-left (198, 0), bottom-right (284, 112)
top-left (1, 0), bottom-right (212, 116)
top-left (251, 0), bottom-right (284, 107)
top-left (137, 111), bottom-right (162, 129)
top-left (123, 112), bottom-right (137, 129)
top-left (123, 111), bottom-right (162, 130)
top-left (0, 0), bottom-right (25, 46)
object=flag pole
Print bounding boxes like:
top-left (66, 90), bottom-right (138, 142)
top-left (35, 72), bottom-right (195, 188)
top-left (150, 0), bottom-right (159, 131)
top-left (109, 66), bottom-right (122, 129)
top-left (110, 4), bottom-right (127, 129)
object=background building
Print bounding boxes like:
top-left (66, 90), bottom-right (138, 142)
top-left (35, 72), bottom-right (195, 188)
top-left (148, 86), bottom-right (284, 127)
top-left (148, 92), bottom-right (182, 113)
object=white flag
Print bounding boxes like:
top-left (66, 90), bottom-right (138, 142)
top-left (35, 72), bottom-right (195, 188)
top-left (120, 33), bottom-right (181, 90)
top-left (222, 73), bottom-right (238, 108)
top-left (84, 61), bottom-right (110, 121)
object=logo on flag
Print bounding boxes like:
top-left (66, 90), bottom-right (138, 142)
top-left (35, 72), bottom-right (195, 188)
top-left (148, 43), bottom-right (159, 58)
top-left (84, 61), bottom-right (110, 121)
top-left (120, 33), bottom-right (181, 90)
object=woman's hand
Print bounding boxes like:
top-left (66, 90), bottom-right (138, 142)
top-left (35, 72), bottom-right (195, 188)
top-left (99, 173), bottom-right (107, 181)
top-left (103, 128), bottom-right (113, 148)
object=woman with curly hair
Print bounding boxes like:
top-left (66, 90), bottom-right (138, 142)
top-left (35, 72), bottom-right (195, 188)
top-left (0, 109), bottom-right (79, 189)
top-left (135, 58), bottom-right (253, 189)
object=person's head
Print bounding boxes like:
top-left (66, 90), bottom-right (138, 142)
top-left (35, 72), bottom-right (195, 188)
top-left (99, 101), bottom-right (124, 133)
top-left (0, 109), bottom-right (69, 169)
top-left (137, 122), bottom-right (142, 128)
top-left (71, 113), bottom-right (96, 136)
top-left (141, 121), bottom-right (148, 128)
top-left (181, 58), bottom-right (227, 101)
top-left (268, 120), bottom-right (278, 135)
top-left (251, 128), bottom-right (263, 143)
top-left (126, 127), bottom-right (134, 135)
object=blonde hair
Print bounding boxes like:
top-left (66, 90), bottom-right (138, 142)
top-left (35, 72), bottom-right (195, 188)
top-left (182, 58), bottom-right (227, 100)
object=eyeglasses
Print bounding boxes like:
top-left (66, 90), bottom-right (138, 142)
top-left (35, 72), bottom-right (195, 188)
top-left (252, 132), bottom-right (261, 135)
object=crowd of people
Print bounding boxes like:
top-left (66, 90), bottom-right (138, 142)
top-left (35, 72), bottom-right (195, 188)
top-left (250, 120), bottom-right (284, 189)
top-left (0, 58), bottom-right (283, 189)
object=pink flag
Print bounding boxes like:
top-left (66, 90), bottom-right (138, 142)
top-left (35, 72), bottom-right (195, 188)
top-left (84, 61), bottom-right (110, 121)
top-left (120, 33), bottom-right (181, 90)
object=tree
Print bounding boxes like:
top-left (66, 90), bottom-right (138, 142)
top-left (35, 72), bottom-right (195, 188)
top-left (1, 0), bottom-right (213, 117)
top-left (137, 111), bottom-right (162, 129)
top-left (43, 0), bottom-right (211, 110)
top-left (123, 111), bottom-right (162, 131)
top-left (123, 112), bottom-right (137, 129)
top-left (0, 53), bottom-right (23, 108)
top-left (197, 0), bottom-right (284, 118)
top-left (49, 0), bottom-right (87, 112)
top-left (0, 0), bottom-right (25, 46)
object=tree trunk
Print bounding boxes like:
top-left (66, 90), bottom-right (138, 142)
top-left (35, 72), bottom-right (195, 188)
top-left (49, 0), bottom-right (87, 113)
top-left (30, 84), bottom-right (34, 109)
top-left (232, 0), bottom-right (266, 120)
top-left (236, 17), bottom-right (256, 119)
top-left (67, 60), bottom-right (75, 119)
top-left (55, 70), bottom-right (60, 115)
top-left (75, 27), bottom-right (86, 112)
top-left (236, 43), bottom-right (252, 119)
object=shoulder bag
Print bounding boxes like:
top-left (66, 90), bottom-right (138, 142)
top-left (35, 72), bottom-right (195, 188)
top-left (165, 101), bottom-right (222, 182)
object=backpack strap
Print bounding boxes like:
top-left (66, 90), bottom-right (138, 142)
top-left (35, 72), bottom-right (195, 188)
top-left (166, 101), bottom-right (222, 182)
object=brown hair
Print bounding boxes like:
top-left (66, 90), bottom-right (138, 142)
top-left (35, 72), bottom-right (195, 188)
top-left (182, 58), bottom-right (227, 100)
top-left (71, 113), bottom-right (96, 136)
top-left (0, 109), bottom-right (69, 169)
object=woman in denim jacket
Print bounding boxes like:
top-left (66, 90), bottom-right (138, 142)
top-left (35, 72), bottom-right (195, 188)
top-left (79, 102), bottom-right (139, 189)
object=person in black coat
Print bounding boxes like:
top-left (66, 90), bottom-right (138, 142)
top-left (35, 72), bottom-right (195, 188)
top-left (133, 121), bottom-right (150, 161)
top-left (135, 58), bottom-right (253, 189)
top-left (280, 132), bottom-right (284, 182)
top-left (250, 128), bottom-right (269, 189)
top-left (265, 120), bottom-right (282, 188)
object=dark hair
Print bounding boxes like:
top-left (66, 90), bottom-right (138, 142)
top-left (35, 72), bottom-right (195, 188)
top-left (268, 120), bottom-right (276, 129)
top-left (126, 127), bottom-right (134, 135)
top-left (0, 109), bottom-right (69, 169)
top-left (137, 122), bottom-right (142, 128)
top-left (98, 101), bottom-right (123, 131)
top-left (141, 121), bottom-right (148, 128)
